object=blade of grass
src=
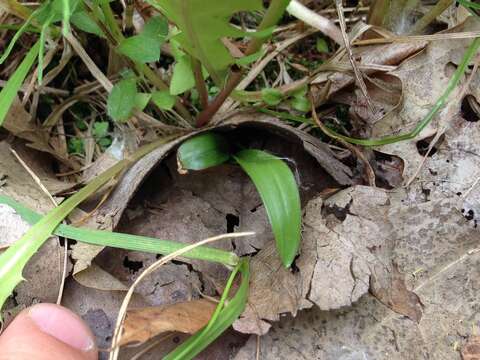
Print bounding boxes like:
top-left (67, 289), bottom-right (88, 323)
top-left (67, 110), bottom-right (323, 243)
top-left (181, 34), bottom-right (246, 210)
top-left (312, 36), bottom-right (480, 146)
top-left (0, 195), bottom-right (239, 266)
top-left (0, 40), bottom-right (40, 127)
top-left (233, 149), bottom-right (301, 267)
top-left (0, 135), bottom-right (177, 318)
top-left (164, 258), bottom-right (250, 360)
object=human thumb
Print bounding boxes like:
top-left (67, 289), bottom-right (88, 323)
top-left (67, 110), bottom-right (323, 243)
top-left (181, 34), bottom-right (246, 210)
top-left (0, 303), bottom-right (97, 360)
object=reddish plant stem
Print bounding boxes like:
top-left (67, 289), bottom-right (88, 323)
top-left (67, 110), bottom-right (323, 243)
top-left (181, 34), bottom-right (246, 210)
top-left (195, 0), bottom-right (291, 127)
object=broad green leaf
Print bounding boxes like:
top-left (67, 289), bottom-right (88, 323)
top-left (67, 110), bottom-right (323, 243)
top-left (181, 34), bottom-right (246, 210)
top-left (177, 133), bottom-right (231, 171)
top-left (152, 90), bottom-right (176, 110)
top-left (107, 78), bottom-right (137, 122)
top-left (0, 41), bottom-right (40, 127)
top-left (71, 11), bottom-right (104, 36)
top-left (117, 16), bottom-right (168, 63)
top-left (233, 149), bottom-right (301, 267)
top-left (164, 258), bottom-right (250, 360)
top-left (143, 15), bottom-right (169, 38)
top-left (134, 93), bottom-right (151, 111)
top-left (117, 35), bottom-right (161, 63)
top-left (170, 56), bottom-right (195, 95)
top-left (151, 0), bottom-right (263, 84)
top-left (261, 88), bottom-right (283, 105)
top-left (0, 195), bottom-right (239, 266)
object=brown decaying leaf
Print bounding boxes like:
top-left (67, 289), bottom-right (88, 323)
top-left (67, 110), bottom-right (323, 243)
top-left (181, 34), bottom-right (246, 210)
top-left (119, 298), bottom-right (217, 346)
top-left (462, 336), bottom-right (480, 360)
top-left (371, 262), bottom-right (423, 323)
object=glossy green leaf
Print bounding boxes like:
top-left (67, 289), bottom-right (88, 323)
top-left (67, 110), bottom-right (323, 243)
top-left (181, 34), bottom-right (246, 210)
top-left (152, 90), bottom-right (176, 110)
top-left (164, 258), bottom-right (250, 360)
top-left (0, 41), bottom-right (40, 127)
top-left (170, 55), bottom-right (195, 95)
top-left (261, 88), bottom-right (283, 105)
top-left (177, 133), bottom-right (231, 171)
top-left (107, 78), bottom-right (137, 122)
top-left (233, 149), bottom-right (301, 267)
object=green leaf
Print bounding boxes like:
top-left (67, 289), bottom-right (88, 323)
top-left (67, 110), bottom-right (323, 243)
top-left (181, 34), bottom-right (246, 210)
top-left (290, 95), bottom-right (310, 112)
top-left (67, 137), bottom-right (84, 154)
top-left (143, 15), bottom-right (169, 38)
top-left (234, 48), bottom-right (265, 67)
top-left (70, 11), bottom-right (104, 36)
top-left (233, 149), bottom-right (301, 267)
top-left (107, 78), bottom-right (137, 122)
top-left (134, 92), bottom-right (151, 111)
top-left (164, 258), bottom-right (250, 360)
top-left (177, 133), bottom-right (231, 171)
top-left (261, 88), bottom-right (283, 106)
top-left (0, 41), bottom-right (40, 127)
top-left (316, 37), bottom-right (329, 53)
top-left (92, 121), bottom-right (109, 138)
top-left (117, 35), bottom-right (161, 63)
top-left (170, 56), bottom-right (195, 95)
top-left (152, 90), bottom-right (176, 110)
top-left (152, 0), bottom-right (263, 83)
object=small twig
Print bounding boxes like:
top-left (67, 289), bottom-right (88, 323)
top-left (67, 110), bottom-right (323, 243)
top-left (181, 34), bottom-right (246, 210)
top-left (9, 148), bottom-right (68, 305)
top-left (65, 32), bottom-right (113, 92)
top-left (335, 0), bottom-right (376, 116)
top-left (286, 0), bottom-right (343, 45)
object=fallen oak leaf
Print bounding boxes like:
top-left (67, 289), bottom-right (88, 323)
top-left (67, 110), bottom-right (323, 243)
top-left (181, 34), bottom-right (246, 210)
top-left (119, 299), bottom-right (217, 346)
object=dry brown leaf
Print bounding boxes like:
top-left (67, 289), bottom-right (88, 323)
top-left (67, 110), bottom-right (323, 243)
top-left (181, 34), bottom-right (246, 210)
top-left (119, 299), bottom-right (217, 346)
top-left (462, 336), bottom-right (480, 360)
top-left (371, 262), bottom-right (423, 322)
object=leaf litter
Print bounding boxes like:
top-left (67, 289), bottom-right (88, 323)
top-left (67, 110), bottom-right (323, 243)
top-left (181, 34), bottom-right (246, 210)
top-left (1, 2), bottom-right (480, 359)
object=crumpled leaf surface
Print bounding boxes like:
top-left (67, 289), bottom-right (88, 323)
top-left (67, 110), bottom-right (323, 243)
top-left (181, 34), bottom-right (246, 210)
top-left (235, 186), bottom-right (479, 359)
top-left (120, 299), bottom-right (217, 346)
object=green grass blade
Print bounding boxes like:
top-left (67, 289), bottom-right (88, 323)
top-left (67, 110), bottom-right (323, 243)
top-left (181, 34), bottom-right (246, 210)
top-left (164, 258), bottom-right (250, 360)
top-left (177, 132), bottom-right (231, 171)
top-left (233, 149), bottom-right (301, 267)
top-left (0, 195), bottom-right (239, 266)
top-left (0, 40), bottom-right (40, 127)
top-left (0, 8), bottom-right (38, 64)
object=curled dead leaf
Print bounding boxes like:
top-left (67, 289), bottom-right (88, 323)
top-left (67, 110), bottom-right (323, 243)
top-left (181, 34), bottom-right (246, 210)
top-left (119, 299), bottom-right (217, 346)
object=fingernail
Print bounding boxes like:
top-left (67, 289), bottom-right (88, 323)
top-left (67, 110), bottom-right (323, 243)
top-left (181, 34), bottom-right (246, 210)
top-left (28, 303), bottom-right (95, 352)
